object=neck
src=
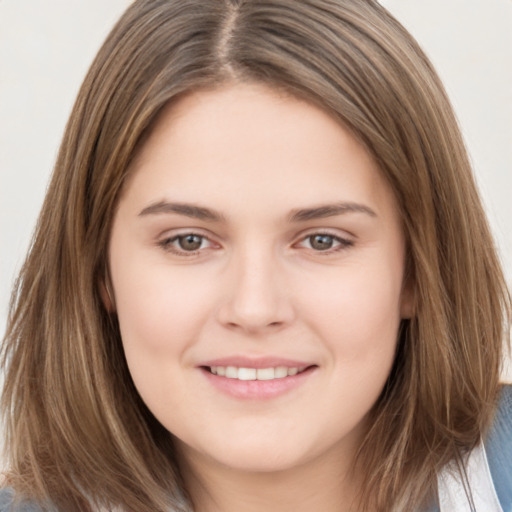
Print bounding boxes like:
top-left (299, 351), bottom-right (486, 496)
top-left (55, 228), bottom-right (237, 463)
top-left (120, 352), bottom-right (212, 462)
top-left (177, 443), bottom-right (365, 512)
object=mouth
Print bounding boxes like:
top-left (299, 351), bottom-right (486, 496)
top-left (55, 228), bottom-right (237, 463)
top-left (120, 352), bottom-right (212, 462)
top-left (198, 356), bottom-right (318, 399)
top-left (202, 365), bottom-right (312, 381)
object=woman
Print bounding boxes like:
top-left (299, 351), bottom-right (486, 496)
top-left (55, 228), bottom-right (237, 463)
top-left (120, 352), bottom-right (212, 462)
top-left (1, 0), bottom-right (510, 511)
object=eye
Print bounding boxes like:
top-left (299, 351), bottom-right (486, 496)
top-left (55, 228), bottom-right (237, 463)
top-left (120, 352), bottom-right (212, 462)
top-left (297, 233), bottom-right (353, 252)
top-left (308, 234), bottom-right (336, 251)
top-left (158, 233), bottom-right (214, 254)
top-left (176, 234), bottom-right (205, 251)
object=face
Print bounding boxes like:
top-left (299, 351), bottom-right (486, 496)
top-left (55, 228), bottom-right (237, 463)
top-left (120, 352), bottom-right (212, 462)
top-left (108, 83), bottom-right (411, 476)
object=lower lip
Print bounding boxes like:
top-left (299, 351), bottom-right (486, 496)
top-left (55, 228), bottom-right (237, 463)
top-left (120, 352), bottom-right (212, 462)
top-left (200, 366), bottom-right (316, 400)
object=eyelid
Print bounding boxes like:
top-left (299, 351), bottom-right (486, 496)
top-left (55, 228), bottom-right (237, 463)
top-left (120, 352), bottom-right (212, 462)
top-left (293, 228), bottom-right (355, 252)
top-left (155, 227), bottom-right (354, 256)
top-left (157, 229), bottom-right (221, 255)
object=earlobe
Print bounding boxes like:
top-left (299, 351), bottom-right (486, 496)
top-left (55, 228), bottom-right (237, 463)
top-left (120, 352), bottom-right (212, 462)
top-left (400, 278), bottom-right (415, 319)
top-left (99, 272), bottom-right (116, 312)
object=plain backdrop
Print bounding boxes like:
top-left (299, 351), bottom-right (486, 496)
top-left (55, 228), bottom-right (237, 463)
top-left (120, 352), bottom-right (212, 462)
top-left (1, 0), bottom-right (511, 378)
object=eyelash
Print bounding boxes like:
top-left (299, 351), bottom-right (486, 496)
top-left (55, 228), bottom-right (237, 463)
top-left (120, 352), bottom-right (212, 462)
top-left (296, 232), bottom-right (354, 254)
top-left (157, 233), bottom-right (215, 255)
top-left (157, 231), bottom-right (354, 256)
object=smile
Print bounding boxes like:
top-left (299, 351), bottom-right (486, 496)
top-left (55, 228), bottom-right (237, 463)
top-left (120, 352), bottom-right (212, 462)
top-left (200, 361), bottom-right (317, 400)
top-left (208, 366), bottom-right (308, 380)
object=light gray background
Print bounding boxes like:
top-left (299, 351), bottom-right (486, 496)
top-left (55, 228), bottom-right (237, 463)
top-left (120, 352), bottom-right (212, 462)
top-left (1, 1), bottom-right (511, 378)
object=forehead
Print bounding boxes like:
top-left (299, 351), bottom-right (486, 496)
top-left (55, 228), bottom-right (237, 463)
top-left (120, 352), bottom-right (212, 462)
top-left (122, 82), bottom-right (399, 222)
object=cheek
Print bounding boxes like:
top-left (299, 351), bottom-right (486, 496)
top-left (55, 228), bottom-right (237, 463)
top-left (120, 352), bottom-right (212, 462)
top-left (111, 251), bottom-right (217, 356)
top-left (298, 260), bottom-right (403, 426)
top-left (299, 258), bottom-right (404, 358)
top-left (111, 257), bottom-right (218, 415)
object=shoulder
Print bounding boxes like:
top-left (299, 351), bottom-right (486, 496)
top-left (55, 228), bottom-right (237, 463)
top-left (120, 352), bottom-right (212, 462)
top-left (485, 383), bottom-right (512, 510)
top-left (486, 384), bottom-right (512, 457)
top-left (0, 488), bottom-right (45, 512)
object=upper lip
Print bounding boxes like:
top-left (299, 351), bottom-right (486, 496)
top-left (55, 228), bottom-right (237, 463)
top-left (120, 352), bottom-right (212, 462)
top-left (199, 356), bottom-right (315, 369)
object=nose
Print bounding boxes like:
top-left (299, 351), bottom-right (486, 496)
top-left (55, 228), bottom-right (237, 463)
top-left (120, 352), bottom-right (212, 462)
top-left (216, 246), bottom-right (295, 335)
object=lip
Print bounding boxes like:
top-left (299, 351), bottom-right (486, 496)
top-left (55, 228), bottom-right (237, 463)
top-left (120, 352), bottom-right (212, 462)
top-left (199, 356), bottom-right (313, 369)
top-left (198, 356), bottom-right (317, 400)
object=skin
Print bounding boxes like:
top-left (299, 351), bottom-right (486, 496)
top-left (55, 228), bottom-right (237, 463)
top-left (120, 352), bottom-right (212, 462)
top-left (108, 83), bottom-right (412, 512)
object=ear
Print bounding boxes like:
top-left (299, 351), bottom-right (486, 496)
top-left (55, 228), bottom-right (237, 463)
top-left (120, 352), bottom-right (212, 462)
top-left (400, 274), bottom-right (415, 319)
top-left (99, 274), bottom-right (116, 312)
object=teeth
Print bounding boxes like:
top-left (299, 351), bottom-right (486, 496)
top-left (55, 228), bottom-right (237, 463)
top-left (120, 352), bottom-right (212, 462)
top-left (275, 366), bottom-right (288, 378)
top-left (209, 365), bottom-right (306, 381)
top-left (238, 368), bottom-right (257, 380)
top-left (256, 368), bottom-right (275, 380)
top-left (226, 366), bottom-right (238, 378)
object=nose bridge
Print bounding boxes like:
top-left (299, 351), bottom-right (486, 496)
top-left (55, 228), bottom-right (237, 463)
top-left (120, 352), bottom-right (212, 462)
top-left (218, 239), bottom-right (293, 332)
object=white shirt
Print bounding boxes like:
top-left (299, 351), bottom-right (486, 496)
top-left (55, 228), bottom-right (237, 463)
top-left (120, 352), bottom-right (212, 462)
top-left (438, 442), bottom-right (503, 512)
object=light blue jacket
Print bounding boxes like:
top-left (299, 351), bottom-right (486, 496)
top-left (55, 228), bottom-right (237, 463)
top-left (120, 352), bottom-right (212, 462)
top-left (480, 384), bottom-right (512, 511)
top-left (2, 385), bottom-right (511, 511)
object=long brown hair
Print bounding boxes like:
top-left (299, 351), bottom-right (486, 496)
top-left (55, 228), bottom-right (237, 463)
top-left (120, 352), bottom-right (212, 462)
top-left (2, 0), bottom-right (510, 510)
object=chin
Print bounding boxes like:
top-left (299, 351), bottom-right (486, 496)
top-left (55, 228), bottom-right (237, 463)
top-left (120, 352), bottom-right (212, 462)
top-left (213, 448), bottom-right (306, 474)
top-left (177, 433), bottom-right (313, 474)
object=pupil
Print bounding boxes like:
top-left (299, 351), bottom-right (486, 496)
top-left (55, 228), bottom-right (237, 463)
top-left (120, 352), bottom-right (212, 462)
top-left (179, 235), bottom-right (202, 251)
top-left (310, 234), bottom-right (333, 250)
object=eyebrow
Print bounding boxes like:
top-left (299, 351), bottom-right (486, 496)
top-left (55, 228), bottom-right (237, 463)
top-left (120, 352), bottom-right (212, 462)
top-left (138, 201), bottom-right (225, 222)
top-left (138, 200), bottom-right (377, 223)
top-left (288, 202), bottom-right (377, 222)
